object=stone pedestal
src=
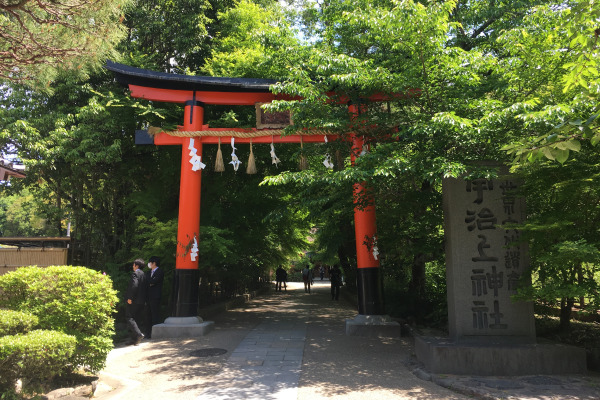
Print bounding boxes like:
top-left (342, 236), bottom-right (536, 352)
top-left (415, 335), bottom-right (586, 375)
top-left (345, 314), bottom-right (401, 337)
top-left (151, 316), bottom-right (214, 339)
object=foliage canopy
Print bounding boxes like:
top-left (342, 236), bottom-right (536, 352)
top-left (0, 0), bottom-right (131, 89)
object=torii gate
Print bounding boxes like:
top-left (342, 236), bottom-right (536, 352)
top-left (107, 62), bottom-right (396, 335)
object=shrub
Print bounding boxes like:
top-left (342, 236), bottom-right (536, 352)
top-left (0, 310), bottom-right (38, 337)
top-left (0, 330), bottom-right (76, 389)
top-left (0, 266), bottom-right (118, 372)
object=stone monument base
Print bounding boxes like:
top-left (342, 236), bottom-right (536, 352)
top-left (345, 314), bottom-right (401, 337)
top-left (152, 316), bottom-right (214, 339)
top-left (415, 335), bottom-right (587, 375)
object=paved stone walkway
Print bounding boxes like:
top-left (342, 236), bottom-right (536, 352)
top-left (95, 281), bottom-right (600, 400)
top-left (196, 320), bottom-right (306, 399)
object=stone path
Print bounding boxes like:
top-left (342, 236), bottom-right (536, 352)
top-left (95, 281), bottom-right (600, 400)
top-left (196, 320), bottom-right (306, 399)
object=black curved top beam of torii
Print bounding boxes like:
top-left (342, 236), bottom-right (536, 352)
top-left (105, 61), bottom-right (334, 144)
top-left (105, 61), bottom-right (405, 105)
top-left (105, 61), bottom-right (290, 106)
top-left (106, 60), bottom-right (278, 93)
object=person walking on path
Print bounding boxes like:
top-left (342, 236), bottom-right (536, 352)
top-left (126, 258), bottom-right (148, 345)
top-left (330, 264), bottom-right (342, 300)
top-left (302, 266), bottom-right (312, 293)
top-left (145, 256), bottom-right (164, 339)
top-left (319, 265), bottom-right (324, 281)
top-left (275, 265), bottom-right (287, 292)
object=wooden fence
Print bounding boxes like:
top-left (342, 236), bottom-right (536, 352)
top-left (0, 248), bottom-right (68, 276)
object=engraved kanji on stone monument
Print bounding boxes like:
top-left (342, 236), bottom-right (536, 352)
top-left (489, 300), bottom-right (508, 330)
top-left (473, 235), bottom-right (499, 262)
top-left (486, 266), bottom-right (503, 297)
top-left (443, 167), bottom-right (535, 340)
top-left (471, 269), bottom-right (488, 296)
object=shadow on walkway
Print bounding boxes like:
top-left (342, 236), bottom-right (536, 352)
top-left (97, 281), bottom-right (600, 400)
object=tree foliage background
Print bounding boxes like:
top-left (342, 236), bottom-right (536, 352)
top-left (0, 0), bottom-right (131, 88)
top-left (1, 0), bottom-right (600, 331)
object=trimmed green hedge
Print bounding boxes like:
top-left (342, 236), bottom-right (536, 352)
top-left (0, 266), bottom-right (118, 372)
top-left (0, 310), bottom-right (38, 337)
top-left (0, 330), bottom-right (77, 389)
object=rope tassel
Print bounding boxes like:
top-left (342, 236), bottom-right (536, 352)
top-left (247, 141), bottom-right (257, 174)
top-left (215, 138), bottom-right (225, 172)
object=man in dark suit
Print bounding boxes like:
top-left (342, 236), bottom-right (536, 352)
top-left (126, 258), bottom-right (148, 345)
top-left (145, 255), bottom-right (164, 339)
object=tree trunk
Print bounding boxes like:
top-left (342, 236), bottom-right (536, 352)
top-left (576, 264), bottom-right (585, 308)
top-left (408, 180), bottom-right (432, 300)
top-left (55, 179), bottom-right (63, 236)
top-left (409, 252), bottom-right (426, 298)
top-left (337, 244), bottom-right (356, 291)
top-left (559, 297), bottom-right (573, 332)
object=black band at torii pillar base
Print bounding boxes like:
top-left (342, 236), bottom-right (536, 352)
top-left (356, 267), bottom-right (385, 315)
top-left (171, 269), bottom-right (200, 317)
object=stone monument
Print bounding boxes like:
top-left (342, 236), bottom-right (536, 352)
top-left (414, 167), bottom-right (587, 375)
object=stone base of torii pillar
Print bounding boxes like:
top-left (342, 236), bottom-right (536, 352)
top-left (344, 264), bottom-right (401, 338)
top-left (151, 317), bottom-right (214, 339)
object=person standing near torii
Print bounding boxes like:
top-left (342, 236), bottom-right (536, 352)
top-left (126, 259), bottom-right (148, 345)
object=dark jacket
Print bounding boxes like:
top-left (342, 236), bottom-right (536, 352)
top-left (275, 267), bottom-right (286, 281)
top-left (126, 268), bottom-right (148, 305)
top-left (330, 267), bottom-right (342, 286)
top-left (147, 267), bottom-right (164, 301)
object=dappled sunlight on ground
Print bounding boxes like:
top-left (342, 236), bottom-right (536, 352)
top-left (100, 281), bottom-right (472, 400)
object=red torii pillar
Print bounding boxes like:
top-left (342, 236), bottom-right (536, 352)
top-left (345, 103), bottom-right (398, 336)
top-left (349, 103), bottom-right (384, 315)
top-left (154, 100), bottom-right (205, 317)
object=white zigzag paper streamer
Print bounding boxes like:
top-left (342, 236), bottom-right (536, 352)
top-left (270, 143), bottom-right (281, 166)
top-left (229, 137), bottom-right (241, 171)
top-left (190, 236), bottom-right (199, 262)
top-left (188, 138), bottom-right (206, 171)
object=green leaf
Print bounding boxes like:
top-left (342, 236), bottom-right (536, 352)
top-left (555, 142), bottom-right (569, 150)
top-left (564, 140), bottom-right (581, 152)
top-left (554, 148), bottom-right (569, 164)
top-left (542, 147), bottom-right (555, 160)
top-left (585, 112), bottom-right (600, 126)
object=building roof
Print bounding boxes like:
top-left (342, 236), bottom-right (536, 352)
top-left (0, 237), bottom-right (71, 248)
top-left (105, 61), bottom-right (278, 93)
top-left (0, 160), bottom-right (25, 181)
